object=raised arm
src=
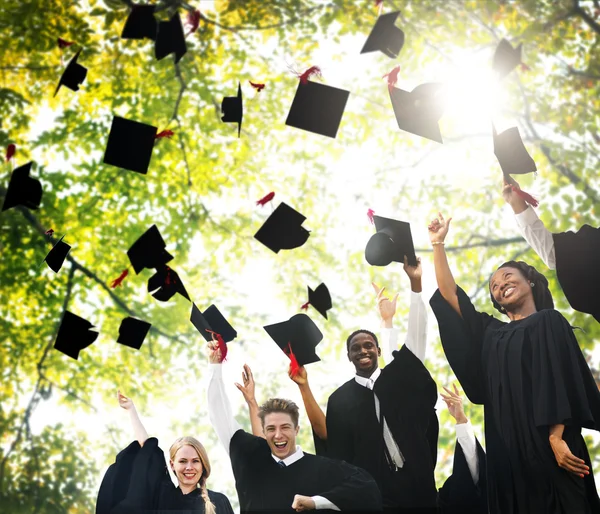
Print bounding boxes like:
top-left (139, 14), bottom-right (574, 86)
top-left (234, 364), bottom-right (265, 439)
top-left (117, 390), bottom-right (149, 447)
top-left (428, 212), bottom-right (461, 316)
top-left (289, 365), bottom-right (327, 440)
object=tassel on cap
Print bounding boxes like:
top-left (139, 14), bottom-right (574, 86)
top-left (367, 208), bottom-right (375, 225)
top-left (520, 63), bottom-right (531, 72)
top-left (256, 191), bottom-right (275, 206)
top-left (45, 228), bottom-right (54, 237)
top-left (285, 342), bottom-right (300, 376)
top-left (249, 81), bottom-right (266, 92)
top-left (301, 301), bottom-right (310, 310)
top-left (298, 66), bottom-right (322, 85)
top-left (6, 144), bottom-right (16, 163)
top-left (185, 9), bottom-right (201, 36)
top-left (511, 184), bottom-right (539, 207)
top-left (382, 65), bottom-right (401, 91)
top-left (155, 129), bottom-right (174, 139)
top-left (57, 37), bottom-right (74, 49)
top-left (111, 269), bottom-right (129, 288)
top-left (207, 329), bottom-right (228, 362)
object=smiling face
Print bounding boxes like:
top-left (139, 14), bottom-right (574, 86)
top-left (347, 332), bottom-right (381, 378)
top-left (170, 445), bottom-right (203, 492)
top-left (489, 266), bottom-right (534, 313)
top-left (263, 411), bottom-right (299, 460)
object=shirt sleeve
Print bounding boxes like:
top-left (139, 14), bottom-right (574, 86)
top-left (312, 495), bottom-right (340, 511)
top-left (403, 291), bottom-right (428, 364)
top-left (380, 327), bottom-right (399, 365)
top-left (455, 421), bottom-right (479, 485)
top-left (207, 363), bottom-right (242, 455)
top-left (514, 206), bottom-right (556, 269)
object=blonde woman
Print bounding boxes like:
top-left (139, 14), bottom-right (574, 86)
top-left (96, 391), bottom-right (234, 514)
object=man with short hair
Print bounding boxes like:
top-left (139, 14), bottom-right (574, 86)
top-left (206, 344), bottom-right (383, 513)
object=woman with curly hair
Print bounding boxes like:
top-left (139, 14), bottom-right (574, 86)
top-left (428, 212), bottom-right (600, 514)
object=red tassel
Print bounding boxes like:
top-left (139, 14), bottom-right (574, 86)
top-left (45, 228), bottom-right (54, 237)
top-left (511, 185), bottom-right (539, 207)
top-left (301, 301), bottom-right (310, 311)
top-left (382, 65), bottom-right (401, 91)
top-left (164, 266), bottom-right (177, 285)
top-left (256, 191), bottom-right (275, 206)
top-left (111, 269), bottom-right (129, 288)
top-left (185, 9), bottom-right (201, 36)
top-left (6, 144), bottom-right (15, 162)
top-left (206, 330), bottom-right (228, 362)
top-left (155, 130), bottom-right (174, 139)
top-left (298, 66), bottom-right (322, 84)
top-left (285, 342), bottom-right (300, 376)
top-left (520, 63), bottom-right (531, 72)
top-left (249, 81), bottom-right (266, 92)
top-left (57, 37), bottom-right (74, 49)
top-left (367, 208), bottom-right (375, 225)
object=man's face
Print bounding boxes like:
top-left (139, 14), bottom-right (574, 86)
top-left (347, 332), bottom-right (380, 377)
top-left (263, 412), bottom-right (299, 460)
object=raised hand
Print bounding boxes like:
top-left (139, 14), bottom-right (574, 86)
top-left (440, 384), bottom-right (467, 424)
top-left (428, 211), bottom-right (452, 244)
top-left (234, 364), bottom-right (256, 404)
top-left (117, 389), bottom-right (134, 410)
top-left (207, 340), bottom-right (222, 364)
top-left (403, 255), bottom-right (422, 280)
top-left (288, 365), bottom-right (308, 386)
top-left (292, 494), bottom-right (316, 511)
top-left (502, 176), bottom-right (528, 214)
top-left (372, 282), bottom-right (398, 326)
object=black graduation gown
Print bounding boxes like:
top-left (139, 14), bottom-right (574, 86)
top-left (96, 437), bottom-right (234, 514)
top-left (319, 345), bottom-right (439, 512)
top-left (229, 429), bottom-right (383, 513)
top-left (430, 286), bottom-right (600, 514)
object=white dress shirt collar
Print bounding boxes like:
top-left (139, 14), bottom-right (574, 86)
top-left (354, 367), bottom-right (381, 389)
top-left (271, 445), bottom-right (304, 466)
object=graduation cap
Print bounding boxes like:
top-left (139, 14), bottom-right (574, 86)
top-left (1, 161), bottom-right (42, 212)
top-left (122, 3), bottom-right (158, 40)
top-left (493, 39), bottom-right (522, 79)
top-left (264, 313), bottom-right (323, 367)
top-left (254, 202), bottom-right (310, 253)
top-left (44, 235), bottom-right (71, 273)
top-left (127, 225), bottom-right (174, 274)
top-left (389, 83), bottom-right (445, 143)
top-left (190, 303), bottom-right (237, 342)
top-left (553, 225), bottom-right (600, 323)
top-left (147, 265), bottom-right (190, 302)
top-left (103, 116), bottom-right (158, 175)
top-left (54, 49), bottom-right (87, 97)
top-left (493, 125), bottom-right (536, 177)
top-left (155, 12), bottom-right (187, 63)
top-left (365, 215), bottom-right (417, 267)
top-left (117, 317), bottom-right (151, 350)
top-left (361, 11), bottom-right (405, 59)
top-left (221, 82), bottom-right (243, 138)
top-left (54, 311), bottom-right (98, 360)
top-left (285, 80), bottom-right (350, 139)
top-left (303, 283), bottom-right (332, 320)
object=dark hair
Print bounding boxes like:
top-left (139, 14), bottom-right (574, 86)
top-left (258, 398), bottom-right (300, 428)
top-left (489, 260), bottom-right (554, 314)
top-left (346, 329), bottom-right (379, 351)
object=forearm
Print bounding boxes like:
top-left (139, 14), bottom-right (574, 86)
top-left (433, 245), bottom-right (460, 314)
top-left (246, 398), bottom-right (265, 439)
top-left (128, 407), bottom-right (149, 447)
top-left (549, 423), bottom-right (565, 442)
top-left (299, 383), bottom-right (327, 440)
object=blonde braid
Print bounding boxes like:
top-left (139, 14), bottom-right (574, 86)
top-left (200, 476), bottom-right (216, 514)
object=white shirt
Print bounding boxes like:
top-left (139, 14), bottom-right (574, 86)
top-left (514, 206), bottom-right (556, 269)
top-left (207, 363), bottom-right (339, 511)
top-left (455, 421), bottom-right (480, 485)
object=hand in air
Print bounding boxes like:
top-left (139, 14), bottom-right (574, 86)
top-left (292, 494), bottom-right (316, 511)
top-left (428, 211), bottom-right (452, 243)
top-left (207, 339), bottom-right (222, 364)
top-left (372, 282), bottom-right (398, 324)
top-left (440, 384), bottom-right (468, 424)
top-left (117, 389), bottom-right (134, 410)
top-left (502, 176), bottom-right (528, 212)
top-left (288, 365), bottom-right (308, 386)
top-left (234, 364), bottom-right (256, 403)
top-left (403, 255), bottom-right (422, 280)
top-left (550, 437), bottom-right (590, 478)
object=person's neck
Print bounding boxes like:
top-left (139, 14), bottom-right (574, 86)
top-left (356, 366), bottom-right (378, 379)
top-left (180, 484), bottom-right (197, 495)
top-left (506, 301), bottom-right (537, 321)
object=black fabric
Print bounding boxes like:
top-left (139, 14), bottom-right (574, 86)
top-left (430, 286), bottom-right (600, 514)
top-left (96, 438), bottom-right (234, 514)
top-left (229, 429), bottom-right (382, 513)
top-left (322, 346), bottom-right (438, 511)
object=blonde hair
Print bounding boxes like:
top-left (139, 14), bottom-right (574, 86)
top-left (169, 437), bottom-right (216, 514)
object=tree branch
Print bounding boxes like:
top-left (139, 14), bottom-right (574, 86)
top-left (415, 236), bottom-right (524, 253)
top-left (573, 0), bottom-right (600, 35)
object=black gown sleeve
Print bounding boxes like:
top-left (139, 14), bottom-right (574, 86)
top-left (96, 441), bottom-right (141, 514)
top-left (312, 428), bottom-right (328, 457)
top-left (430, 286), bottom-right (501, 405)
top-left (324, 389), bottom-right (355, 463)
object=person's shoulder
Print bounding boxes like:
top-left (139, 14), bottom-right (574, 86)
top-left (207, 489), bottom-right (231, 503)
top-left (328, 378), bottom-right (358, 401)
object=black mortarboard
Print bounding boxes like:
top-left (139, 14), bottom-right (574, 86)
top-left (263, 313), bottom-right (323, 367)
top-left (361, 11), bottom-right (405, 59)
top-left (190, 303), bottom-right (237, 342)
top-left (553, 225), bottom-right (600, 323)
top-left (122, 4), bottom-right (158, 40)
top-left (254, 202), bottom-right (310, 253)
top-left (54, 311), bottom-right (98, 360)
top-left (103, 116), bottom-right (157, 175)
top-left (44, 235), bottom-right (71, 273)
top-left (285, 81), bottom-right (350, 139)
top-left (365, 215), bottom-right (417, 267)
top-left (147, 265), bottom-right (190, 302)
top-left (493, 125), bottom-right (536, 177)
top-left (127, 225), bottom-right (174, 274)
top-left (221, 82), bottom-right (243, 138)
top-left (54, 49), bottom-right (87, 97)
top-left (389, 83), bottom-right (445, 143)
top-left (117, 317), bottom-right (151, 350)
top-left (306, 283), bottom-right (332, 320)
top-left (155, 12), bottom-right (187, 63)
top-left (493, 39), bottom-right (522, 79)
top-left (1, 161), bottom-right (42, 212)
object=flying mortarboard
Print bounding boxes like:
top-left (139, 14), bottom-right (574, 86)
top-left (147, 265), bottom-right (190, 302)
top-left (103, 116), bottom-right (158, 175)
top-left (54, 49), bottom-right (87, 97)
top-left (155, 12), bottom-right (187, 63)
top-left (190, 303), bottom-right (237, 342)
top-left (389, 83), bottom-right (445, 143)
top-left (361, 11), bottom-right (405, 59)
top-left (254, 202), bottom-right (310, 253)
top-left (304, 283), bottom-right (332, 320)
top-left (493, 39), bottom-right (522, 79)
top-left (1, 161), bottom-right (43, 212)
top-left (127, 224), bottom-right (174, 274)
top-left (54, 311), bottom-right (99, 360)
top-left (493, 125), bottom-right (536, 177)
top-left (117, 317), bottom-right (152, 350)
top-left (44, 235), bottom-right (71, 273)
top-left (263, 313), bottom-right (323, 367)
top-left (365, 215), bottom-right (417, 267)
top-left (221, 82), bottom-right (243, 138)
top-left (122, 4), bottom-right (158, 40)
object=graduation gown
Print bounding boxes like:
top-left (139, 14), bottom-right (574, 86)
top-left (96, 437), bottom-right (234, 514)
top-left (229, 429), bottom-right (383, 513)
top-left (430, 286), bottom-right (600, 514)
top-left (320, 345), bottom-right (439, 512)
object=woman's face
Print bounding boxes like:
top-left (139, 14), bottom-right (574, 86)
top-left (170, 445), bottom-right (203, 489)
top-left (490, 266), bottom-right (533, 311)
